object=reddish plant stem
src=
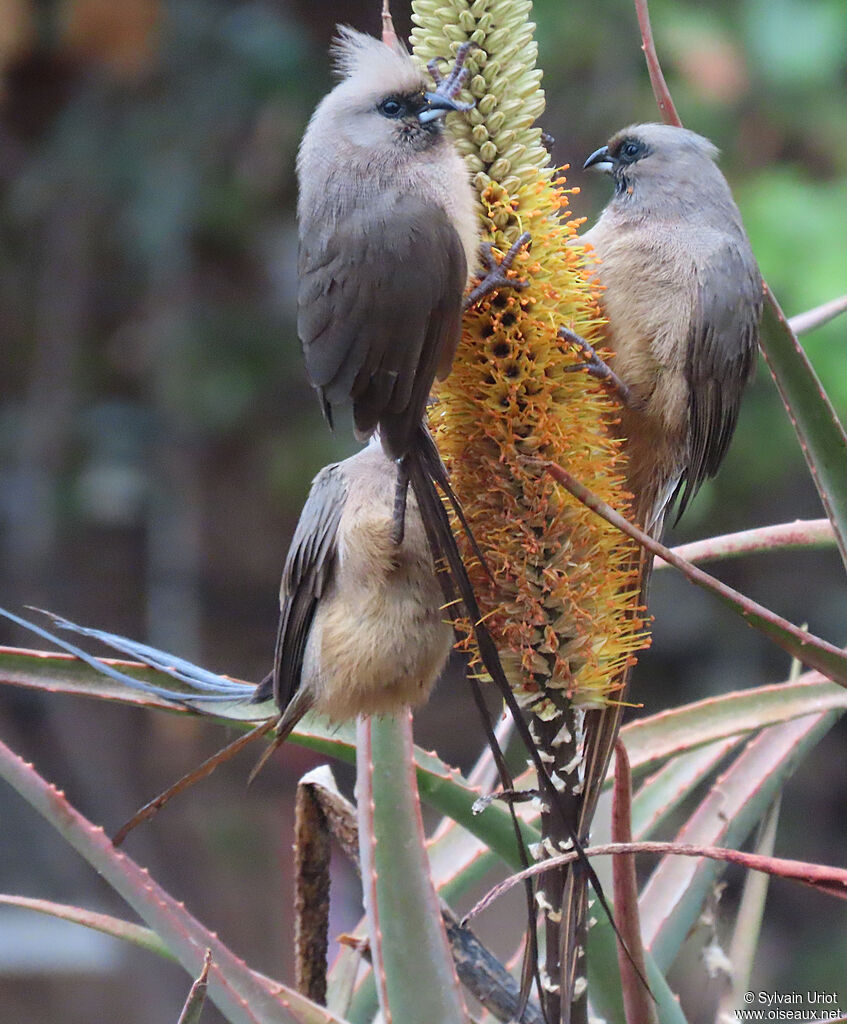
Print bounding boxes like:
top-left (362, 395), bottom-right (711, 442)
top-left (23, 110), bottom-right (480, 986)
top-left (633, 0), bottom-right (682, 126)
top-left (539, 460), bottom-right (847, 688)
top-left (789, 294), bottom-right (847, 336)
top-left (612, 740), bottom-right (657, 1024)
top-left (469, 840), bottom-right (847, 920)
top-left (655, 519), bottom-right (834, 568)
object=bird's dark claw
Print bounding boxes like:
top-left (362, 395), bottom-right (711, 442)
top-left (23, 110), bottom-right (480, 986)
top-left (427, 41), bottom-right (476, 109)
top-left (559, 326), bottom-right (635, 407)
top-left (464, 231), bottom-right (532, 310)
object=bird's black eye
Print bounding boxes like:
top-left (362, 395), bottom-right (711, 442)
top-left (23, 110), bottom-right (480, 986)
top-left (378, 97), bottom-right (406, 118)
top-left (617, 139), bottom-right (647, 163)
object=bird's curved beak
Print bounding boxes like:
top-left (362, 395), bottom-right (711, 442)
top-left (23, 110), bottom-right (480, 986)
top-left (419, 91), bottom-right (472, 124)
top-left (583, 145), bottom-right (615, 173)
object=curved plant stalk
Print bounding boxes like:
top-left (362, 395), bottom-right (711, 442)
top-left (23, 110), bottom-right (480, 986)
top-left (542, 462), bottom-right (847, 687)
top-left (0, 893), bottom-right (172, 959)
top-left (714, 795), bottom-right (782, 1022)
top-left (411, 5), bottom-right (647, 1017)
top-left (356, 713), bottom-right (467, 1024)
top-left (789, 294), bottom-right (847, 336)
top-left (611, 741), bottom-right (657, 1024)
top-left (638, 711), bottom-right (843, 970)
top-left (633, 0), bottom-right (682, 126)
top-left (633, 0), bottom-right (847, 576)
top-left (467, 831), bottom-right (847, 922)
top-left (654, 519), bottom-right (834, 568)
top-left (0, 736), bottom-right (350, 1024)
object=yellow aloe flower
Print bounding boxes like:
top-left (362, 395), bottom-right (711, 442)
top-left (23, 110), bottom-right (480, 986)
top-left (410, 0), bottom-right (647, 716)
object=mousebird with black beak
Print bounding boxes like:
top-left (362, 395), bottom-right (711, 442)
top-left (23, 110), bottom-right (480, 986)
top-left (296, 28), bottom-right (480, 544)
top-left (572, 123), bottom-right (762, 533)
top-left (552, 126), bottom-right (763, 1020)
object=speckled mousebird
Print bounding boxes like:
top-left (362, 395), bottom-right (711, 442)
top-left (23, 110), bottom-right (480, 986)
top-left (574, 122), bottom-right (762, 533)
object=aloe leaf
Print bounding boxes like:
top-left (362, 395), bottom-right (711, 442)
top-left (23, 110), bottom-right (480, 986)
top-left (0, 736), bottom-right (351, 1024)
top-left (714, 795), bottom-right (782, 1020)
top-left (629, 737), bottom-right (744, 839)
top-left (1, 640), bottom-right (535, 883)
top-left (788, 294), bottom-right (847, 336)
top-left (587, 921), bottom-right (689, 1024)
top-left (0, 645), bottom-right (220, 713)
top-left (5, 640), bottom-right (842, 877)
top-left (0, 893), bottom-right (171, 958)
top-left (356, 713), bottom-right (467, 1024)
top-left (0, 607), bottom-right (254, 706)
top-left (340, 974), bottom-right (378, 1024)
top-left (590, 735), bottom-right (745, 893)
top-left (619, 673), bottom-right (847, 777)
top-left (759, 289), bottom-right (847, 574)
top-left (655, 520), bottom-right (834, 568)
top-left (638, 711), bottom-right (842, 970)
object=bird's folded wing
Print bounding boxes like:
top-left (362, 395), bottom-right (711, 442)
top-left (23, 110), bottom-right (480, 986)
top-left (274, 463), bottom-right (347, 713)
top-left (298, 193), bottom-right (466, 456)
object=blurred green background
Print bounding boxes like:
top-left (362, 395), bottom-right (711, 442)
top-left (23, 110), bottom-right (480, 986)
top-left (0, 1), bottom-right (845, 1021)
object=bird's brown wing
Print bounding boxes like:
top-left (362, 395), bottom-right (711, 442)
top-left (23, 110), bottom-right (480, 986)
top-left (677, 240), bottom-right (762, 517)
top-left (297, 193), bottom-right (467, 459)
top-left (273, 463), bottom-right (346, 714)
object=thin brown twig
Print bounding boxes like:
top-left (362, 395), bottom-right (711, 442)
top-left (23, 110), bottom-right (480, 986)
top-left (381, 0), bottom-right (399, 49)
top-left (467, 841), bottom-right (847, 921)
top-left (612, 741), bottom-right (657, 1024)
top-left (538, 460), bottom-right (847, 688)
top-left (633, 0), bottom-right (682, 126)
top-left (111, 720), bottom-right (275, 846)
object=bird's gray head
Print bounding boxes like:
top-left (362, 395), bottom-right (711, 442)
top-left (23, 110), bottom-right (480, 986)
top-left (584, 123), bottom-right (723, 205)
top-left (308, 27), bottom-right (467, 158)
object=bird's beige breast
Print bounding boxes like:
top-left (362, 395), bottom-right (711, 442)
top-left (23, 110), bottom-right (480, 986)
top-left (304, 507), bottom-right (452, 721)
top-left (582, 218), bottom-right (696, 523)
top-left (584, 220), bottom-right (694, 425)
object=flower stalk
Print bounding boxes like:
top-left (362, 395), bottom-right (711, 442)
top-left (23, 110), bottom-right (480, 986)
top-left (411, 2), bottom-right (648, 1020)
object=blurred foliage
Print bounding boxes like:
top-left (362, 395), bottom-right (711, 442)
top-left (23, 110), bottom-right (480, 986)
top-left (0, 1), bottom-right (845, 1022)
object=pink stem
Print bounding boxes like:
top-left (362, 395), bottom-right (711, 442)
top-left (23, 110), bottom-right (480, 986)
top-left (633, 0), bottom-right (682, 126)
top-left (612, 741), bottom-right (657, 1024)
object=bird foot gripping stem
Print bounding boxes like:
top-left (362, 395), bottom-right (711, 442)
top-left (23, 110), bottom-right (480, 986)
top-left (427, 41), bottom-right (476, 110)
top-left (465, 231), bottom-right (533, 310)
top-left (559, 326), bottom-right (635, 407)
